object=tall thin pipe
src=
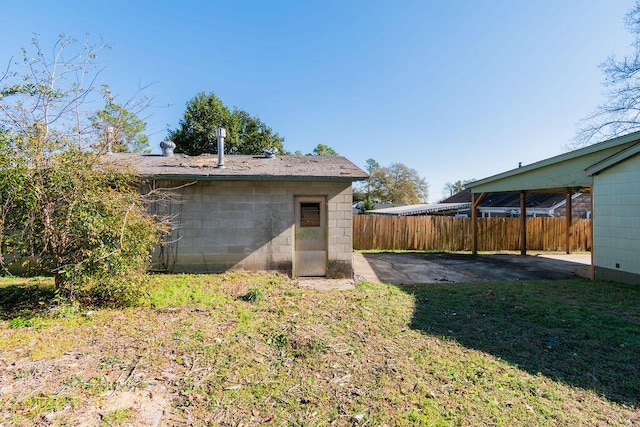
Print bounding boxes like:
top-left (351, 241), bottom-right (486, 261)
top-left (216, 127), bottom-right (226, 168)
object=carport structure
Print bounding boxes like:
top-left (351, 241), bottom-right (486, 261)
top-left (466, 130), bottom-right (640, 285)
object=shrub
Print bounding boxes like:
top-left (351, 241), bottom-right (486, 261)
top-left (53, 171), bottom-right (164, 307)
top-left (242, 287), bottom-right (265, 304)
top-left (0, 35), bottom-right (165, 308)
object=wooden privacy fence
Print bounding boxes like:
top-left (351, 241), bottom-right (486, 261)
top-left (353, 215), bottom-right (592, 252)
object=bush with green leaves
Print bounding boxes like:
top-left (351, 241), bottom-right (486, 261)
top-left (54, 165), bottom-right (162, 306)
top-left (1, 149), bottom-right (164, 306)
top-left (0, 35), bottom-right (165, 307)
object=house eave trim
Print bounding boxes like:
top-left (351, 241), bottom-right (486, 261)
top-left (140, 174), bottom-right (367, 183)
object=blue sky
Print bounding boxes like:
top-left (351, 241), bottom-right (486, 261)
top-left (0, 0), bottom-right (636, 200)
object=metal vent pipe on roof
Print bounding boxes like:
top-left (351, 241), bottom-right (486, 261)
top-left (160, 140), bottom-right (176, 156)
top-left (106, 126), bottom-right (114, 154)
top-left (216, 127), bottom-right (226, 168)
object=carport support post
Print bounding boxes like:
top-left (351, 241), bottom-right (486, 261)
top-left (565, 189), bottom-right (572, 254)
top-left (520, 191), bottom-right (527, 255)
top-left (471, 192), bottom-right (487, 255)
top-left (589, 189), bottom-right (594, 279)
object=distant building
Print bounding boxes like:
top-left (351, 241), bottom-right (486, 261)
top-left (356, 190), bottom-right (591, 218)
top-left (440, 189), bottom-right (591, 218)
top-left (352, 201), bottom-right (406, 215)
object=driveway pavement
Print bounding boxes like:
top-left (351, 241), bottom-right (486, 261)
top-left (353, 252), bottom-right (591, 285)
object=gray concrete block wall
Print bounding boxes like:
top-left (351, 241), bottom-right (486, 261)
top-left (152, 179), bottom-right (354, 277)
top-left (326, 185), bottom-right (355, 277)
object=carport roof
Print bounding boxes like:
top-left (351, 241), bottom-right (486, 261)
top-left (442, 188), bottom-right (576, 210)
top-left (466, 131), bottom-right (640, 193)
top-left (363, 202), bottom-right (470, 216)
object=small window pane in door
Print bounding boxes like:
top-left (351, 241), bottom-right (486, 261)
top-left (300, 202), bottom-right (321, 227)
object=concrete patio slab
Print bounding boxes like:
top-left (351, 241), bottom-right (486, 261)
top-left (353, 252), bottom-right (591, 285)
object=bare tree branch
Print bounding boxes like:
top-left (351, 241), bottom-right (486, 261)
top-left (574, 1), bottom-right (640, 148)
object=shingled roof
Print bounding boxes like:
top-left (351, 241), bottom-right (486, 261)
top-left (102, 153), bottom-right (368, 182)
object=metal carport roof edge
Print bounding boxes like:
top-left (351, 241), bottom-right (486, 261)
top-left (466, 130), bottom-right (640, 193)
top-left (586, 140), bottom-right (640, 176)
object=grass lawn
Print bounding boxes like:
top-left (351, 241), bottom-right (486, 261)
top-left (0, 273), bottom-right (639, 426)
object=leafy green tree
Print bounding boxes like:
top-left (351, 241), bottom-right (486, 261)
top-left (309, 143), bottom-right (339, 156)
top-left (369, 162), bottom-right (428, 204)
top-left (576, 1), bottom-right (640, 144)
top-left (364, 158), bottom-right (380, 200)
top-left (357, 159), bottom-right (428, 204)
top-left (169, 92), bottom-right (285, 155)
top-left (0, 35), bottom-right (164, 306)
top-left (0, 128), bottom-right (30, 272)
top-left (365, 158), bottom-right (380, 173)
top-left (169, 92), bottom-right (232, 155)
top-left (91, 86), bottom-right (150, 153)
top-left (229, 108), bottom-right (285, 155)
top-left (353, 158), bottom-right (380, 206)
top-left (352, 186), bottom-right (366, 203)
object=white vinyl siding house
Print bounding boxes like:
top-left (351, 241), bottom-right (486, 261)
top-left (590, 151), bottom-right (640, 283)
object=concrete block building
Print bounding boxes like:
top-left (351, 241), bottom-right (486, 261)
top-left (107, 151), bottom-right (367, 278)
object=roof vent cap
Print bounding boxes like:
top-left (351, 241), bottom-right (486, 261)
top-left (264, 147), bottom-right (278, 158)
top-left (160, 140), bottom-right (176, 157)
